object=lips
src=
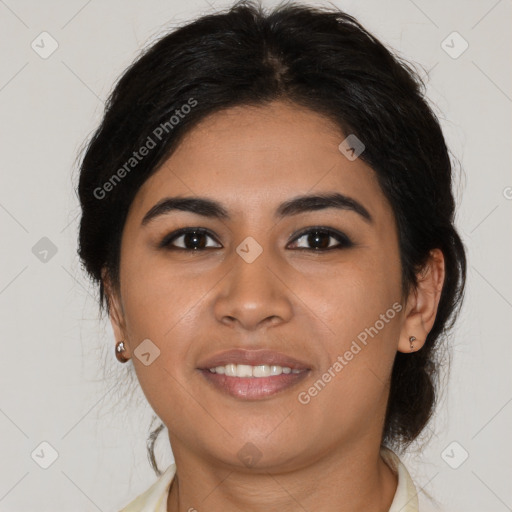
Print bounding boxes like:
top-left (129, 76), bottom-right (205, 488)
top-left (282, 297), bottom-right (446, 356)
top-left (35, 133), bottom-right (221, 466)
top-left (200, 369), bottom-right (309, 400)
top-left (197, 348), bottom-right (311, 371)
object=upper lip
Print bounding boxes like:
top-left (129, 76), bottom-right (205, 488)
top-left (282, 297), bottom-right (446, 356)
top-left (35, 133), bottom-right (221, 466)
top-left (197, 349), bottom-right (311, 370)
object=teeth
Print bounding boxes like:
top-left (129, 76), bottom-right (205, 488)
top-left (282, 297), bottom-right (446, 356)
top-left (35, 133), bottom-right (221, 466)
top-left (208, 363), bottom-right (304, 377)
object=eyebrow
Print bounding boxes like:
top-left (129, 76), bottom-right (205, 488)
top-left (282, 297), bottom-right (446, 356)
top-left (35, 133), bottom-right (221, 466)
top-left (141, 192), bottom-right (373, 226)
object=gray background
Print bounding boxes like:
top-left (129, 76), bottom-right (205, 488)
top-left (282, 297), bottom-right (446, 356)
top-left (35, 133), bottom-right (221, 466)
top-left (1, 0), bottom-right (511, 510)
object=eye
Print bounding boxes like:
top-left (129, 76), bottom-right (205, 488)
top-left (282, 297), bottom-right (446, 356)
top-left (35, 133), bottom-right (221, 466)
top-left (159, 226), bottom-right (353, 252)
top-left (288, 227), bottom-right (353, 251)
top-left (159, 228), bottom-right (222, 250)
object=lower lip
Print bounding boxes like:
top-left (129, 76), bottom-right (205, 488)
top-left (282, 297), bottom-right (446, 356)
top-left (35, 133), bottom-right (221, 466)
top-left (199, 369), bottom-right (310, 400)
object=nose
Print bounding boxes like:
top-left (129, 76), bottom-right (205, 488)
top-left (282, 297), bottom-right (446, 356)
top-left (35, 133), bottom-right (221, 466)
top-left (213, 247), bottom-right (294, 331)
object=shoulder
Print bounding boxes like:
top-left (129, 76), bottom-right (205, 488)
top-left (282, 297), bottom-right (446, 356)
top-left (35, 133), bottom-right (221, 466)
top-left (381, 447), bottom-right (419, 512)
top-left (118, 463), bottom-right (177, 512)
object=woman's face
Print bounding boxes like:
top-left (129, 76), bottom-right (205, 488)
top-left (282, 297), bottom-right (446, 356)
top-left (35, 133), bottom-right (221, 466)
top-left (107, 100), bottom-right (430, 469)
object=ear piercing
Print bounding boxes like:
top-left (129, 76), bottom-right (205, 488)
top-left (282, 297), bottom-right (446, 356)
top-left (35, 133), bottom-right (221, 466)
top-left (409, 336), bottom-right (416, 352)
top-left (115, 340), bottom-right (129, 363)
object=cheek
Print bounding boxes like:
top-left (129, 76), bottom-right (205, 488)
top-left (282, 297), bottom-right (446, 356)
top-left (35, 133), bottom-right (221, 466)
top-left (302, 256), bottom-right (401, 338)
top-left (294, 272), bottom-right (401, 440)
top-left (118, 262), bottom-right (198, 419)
top-left (295, 251), bottom-right (402, 391)
top-left (119, 247), bottom-right (201, 337)
top-left (117, 254), bottom-right (202, 407)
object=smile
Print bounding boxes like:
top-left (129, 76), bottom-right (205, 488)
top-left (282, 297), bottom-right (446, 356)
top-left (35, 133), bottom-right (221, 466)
top-left (199, 366), bottom-right (310, 400)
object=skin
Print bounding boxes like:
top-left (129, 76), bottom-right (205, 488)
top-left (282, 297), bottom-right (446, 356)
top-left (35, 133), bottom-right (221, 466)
top-left (104, 100), bottom-right (445, 512)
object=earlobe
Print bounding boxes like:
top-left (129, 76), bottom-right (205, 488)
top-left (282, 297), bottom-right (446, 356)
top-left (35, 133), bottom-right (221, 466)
top-left (101, 267), bottom-right (129, 356)
top-left (397, 249), bottom-right (445, 354)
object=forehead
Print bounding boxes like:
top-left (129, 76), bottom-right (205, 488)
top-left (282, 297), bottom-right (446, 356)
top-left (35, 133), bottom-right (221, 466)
top-left (128, 101), bottom-right (390, 223)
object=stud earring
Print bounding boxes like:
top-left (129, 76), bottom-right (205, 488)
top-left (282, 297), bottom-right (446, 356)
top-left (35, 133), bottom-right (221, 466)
top-left (409, 336), bottom-right (416, 352)
top-left (115, 340), bottom-right (130, 363)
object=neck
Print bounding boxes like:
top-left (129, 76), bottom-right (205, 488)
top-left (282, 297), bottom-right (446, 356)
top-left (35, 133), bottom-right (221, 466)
top-left (166, 437), bottom-right (398, 512)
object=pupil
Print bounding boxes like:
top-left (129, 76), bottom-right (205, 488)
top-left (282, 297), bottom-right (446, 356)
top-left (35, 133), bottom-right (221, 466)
top-left (309, 231), bottom-right (328, 249)
top-left (185, 232), bottom-right (206, 249)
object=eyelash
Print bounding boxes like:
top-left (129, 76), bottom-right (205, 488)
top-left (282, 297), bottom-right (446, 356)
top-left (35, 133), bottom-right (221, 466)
top-left (158, 226), bottom-right (354, 252)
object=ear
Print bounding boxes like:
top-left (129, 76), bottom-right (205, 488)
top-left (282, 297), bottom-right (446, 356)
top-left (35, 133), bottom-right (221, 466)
top-left (397, 248), bottom-right (445, 353)
top-left (102, 267), bottom-right (130, 356)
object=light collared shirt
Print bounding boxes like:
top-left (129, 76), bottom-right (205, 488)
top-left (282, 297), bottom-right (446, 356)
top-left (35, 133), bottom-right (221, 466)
top-left (118, 447), bottom-right (419, 512)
